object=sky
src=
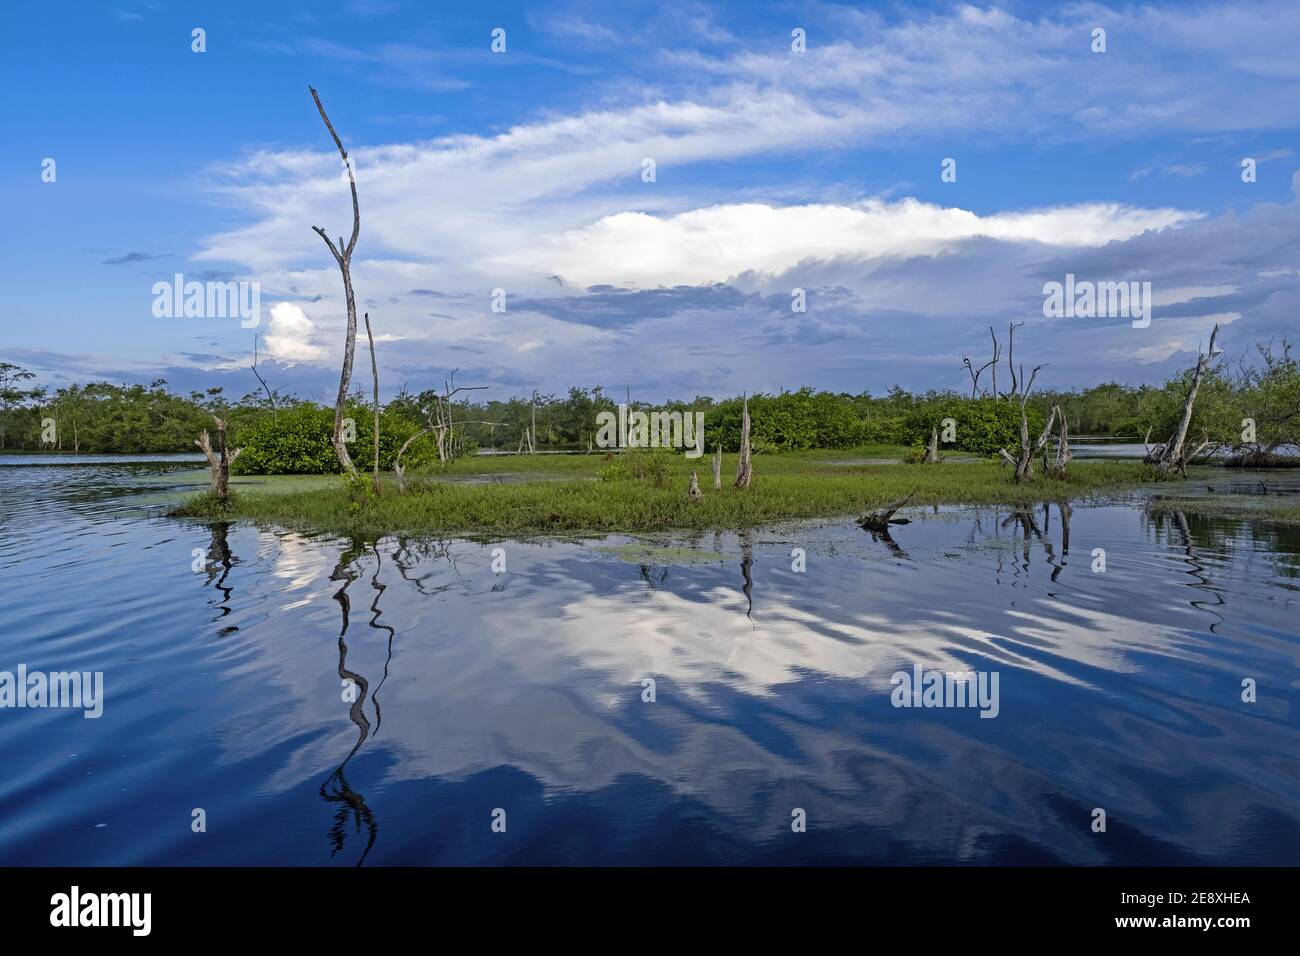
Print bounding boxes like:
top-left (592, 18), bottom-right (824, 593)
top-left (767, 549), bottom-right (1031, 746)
top-left (3, 0), bottom-right (1299, 404)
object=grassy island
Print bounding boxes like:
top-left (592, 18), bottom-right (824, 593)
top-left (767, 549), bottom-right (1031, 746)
top-left (172, 446), bottom-right (1179, 537)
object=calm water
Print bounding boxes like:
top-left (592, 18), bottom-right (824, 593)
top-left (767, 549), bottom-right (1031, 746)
top-left (1, 460), bottom-right (1297, 865)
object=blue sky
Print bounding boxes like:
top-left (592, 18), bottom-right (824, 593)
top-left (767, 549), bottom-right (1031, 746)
top-left (4, 0), bottom-right (1299, 403)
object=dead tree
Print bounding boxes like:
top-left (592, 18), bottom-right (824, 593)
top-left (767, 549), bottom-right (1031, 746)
top-left (309, 85), bottom-right (362, 478)
top-left (963, 330), bottom-right (999, 399)
top-left (1006, 321), bottom-right (1024, 397)
top-left (195, 415), bottom-right (243, 502)
top-left (989, 326), bottom-right (1001, 398)
top-left (734, 394), bottom-right (753, 488)
top-left (688, 471), bottom-right (704, 501)
top-left (962, 357), bottom-right (979, 397)
top-left (858, 492), bottom-right (915, 532)
top-left (997, 365), bottom-right (1058, 482)
top-left (250, 333), bottom-right (277, 420)
top-left (526, 390), bottom-right (539, 454)
top-left (1043, 405), bottom-right (1073, 479)
top-left (363, 313), bottom-right (380, 493)
top-left (392, 428), bottom-right (426, 492)
top-left (432, 371), bottom-right (489, 464)
top-left (391, 372), bottom-right (496, 487)
top-left (962, 356), bottom-right (995, 399)
top-left (711, 446), bottom-right (722, 490)
top-left (923, 426), bottom-right (942, 464)
top-left (1145, 324), bottom-right (1223, 476)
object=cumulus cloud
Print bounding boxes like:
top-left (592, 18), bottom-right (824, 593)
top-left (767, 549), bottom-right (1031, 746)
top-left (523, 200), bottom-right (1199, 287)
top-left (263, 302), bottom-right (327, 363)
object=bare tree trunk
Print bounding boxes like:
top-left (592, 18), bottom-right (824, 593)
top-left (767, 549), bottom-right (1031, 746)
top-left (1147, 324), bottom-right (1222, 476)
top-left (363, 312), bottom-right (380, 493)
top-left (923, 425), bottom-right (941, 464)
top-left (308, 85), bottom-right (362, 478)
top-left (989, 326), bottom-right (1000, 398)
top-left (530, 390), bottom-right (538, 454)
top-left (195, 415), bottom-right (243, 501)
top-left (393, 426), bottom-right (432, 492)
top-left (998, 366), bottom-right (1056, 481)
top-left (1007, 321), bottom-right (1024, 397)
top-left (712, 446), bottom-right (722, 490)
top-left (734, 395), bottom-right (753, 489)
top-left (1045, 405), bottom-right (1072, 479)
top-left (688, 471), bottom-right (703, 501)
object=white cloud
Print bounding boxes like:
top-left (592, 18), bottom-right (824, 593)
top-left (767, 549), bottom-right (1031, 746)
top-left (519, 200), bottom-right (1200, 287)
top-left (264, 302), bottom-right (327, 363)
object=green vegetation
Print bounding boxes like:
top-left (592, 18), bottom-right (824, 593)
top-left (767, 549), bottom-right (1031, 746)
top-left (900, 397), bottom-right (1043, 454)
top-left (2, 339), bottom-right (1297, 463)
top-left (229, 402), bottom-right (435, 475)
top-left (172, 448), bottom-right (1169, 536)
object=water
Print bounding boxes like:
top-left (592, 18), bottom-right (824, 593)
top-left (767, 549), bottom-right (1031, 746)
top-left (1, 459), bottom-right (1297, 865)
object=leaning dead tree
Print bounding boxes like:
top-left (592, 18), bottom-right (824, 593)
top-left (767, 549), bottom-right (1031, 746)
top-left (363, 312), bottom-right (380, 493)
top-left (392, 429), bottom-right (423, 492)
top-left (1145, 323), bottom-right (1223, 476)
top-left (997, 364), bottom-right (1061, 481)
top-left (195, 415), bottom-right (243, 502)
top-left (309, 85), bottom-right (362, 478)
top-left (734, 394), bottom-right (753, 488)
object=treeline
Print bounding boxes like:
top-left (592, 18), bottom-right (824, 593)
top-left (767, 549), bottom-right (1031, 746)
top-left (2, 342), bottom-right (1296, 466)
top-left (0, 367), bottom-right (272, 454)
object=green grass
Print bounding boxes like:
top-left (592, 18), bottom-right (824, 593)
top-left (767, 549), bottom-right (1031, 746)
top-left (172, 447), bottom-right (1174, 536)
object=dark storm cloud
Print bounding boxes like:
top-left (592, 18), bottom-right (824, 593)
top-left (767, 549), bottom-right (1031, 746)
top-left (511, 283), bottom-right (759, 328)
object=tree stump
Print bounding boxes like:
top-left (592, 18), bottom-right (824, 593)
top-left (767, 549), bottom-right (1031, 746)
top-left (195, 415), bottom-right (243, 502)
top-left (858, 492), bottom-right (915, 532)
top-left (923, 426), bottom-right (942, 464)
